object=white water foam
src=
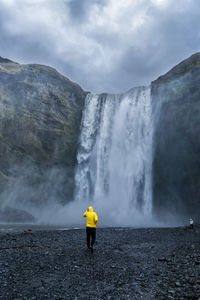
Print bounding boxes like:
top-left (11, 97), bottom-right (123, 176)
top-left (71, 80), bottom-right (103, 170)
top-left (74, 86), bottom-right (154, 226)
top-left (1, 87), bottom-right (156, 227)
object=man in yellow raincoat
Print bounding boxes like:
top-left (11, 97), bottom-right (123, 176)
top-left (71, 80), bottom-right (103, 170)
top-left (83, 206), bottom-right (98, 253)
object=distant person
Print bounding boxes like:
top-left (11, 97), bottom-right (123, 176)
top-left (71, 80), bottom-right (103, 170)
top-left (189, 218), bottom-right (194, 229)
top-left (83, 206), bottom-right (98, 253)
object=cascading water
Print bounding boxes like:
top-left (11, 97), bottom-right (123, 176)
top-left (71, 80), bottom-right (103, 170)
top-left (0, 86), bottom-right (155, 226)
top-left (75, 86), bottom-right (154, 226)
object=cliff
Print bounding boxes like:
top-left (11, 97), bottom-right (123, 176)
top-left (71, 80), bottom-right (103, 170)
top-left (152, 52), bottom-right (200, 219)
top-left (1, 52), bottom-right (200, 222)
top-left (0, 57), bottom-right (87, 217)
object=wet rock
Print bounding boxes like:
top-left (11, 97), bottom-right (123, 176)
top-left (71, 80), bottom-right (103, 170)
top-left (152, 52), bottom-right (200, 219)
top-left (0, 206), bottom-right (35, 223)
top-left (175, 281), bottom-right (181, 287)
top-left (0, 58), bottom-right (87, 207)
top-left (0, 227), bottom-right (199, 299)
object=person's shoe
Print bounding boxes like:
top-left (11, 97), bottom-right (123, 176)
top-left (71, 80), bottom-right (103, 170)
top-left (90, 246), bottom-right (94, 253)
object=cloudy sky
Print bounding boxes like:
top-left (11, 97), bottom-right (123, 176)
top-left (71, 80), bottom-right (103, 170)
top-left (0, 0), bottom-right (199, 93)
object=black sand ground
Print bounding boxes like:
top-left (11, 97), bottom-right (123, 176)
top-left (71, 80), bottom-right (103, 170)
top-left (0, 227), bottom-right (200, 299)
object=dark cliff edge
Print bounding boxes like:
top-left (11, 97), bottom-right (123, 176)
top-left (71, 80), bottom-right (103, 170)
top-left (0, 57), bottom-right (87, 220)
top-left (151, 52), bottom-right (200, 220)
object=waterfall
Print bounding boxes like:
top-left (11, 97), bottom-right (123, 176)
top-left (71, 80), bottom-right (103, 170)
top-left (75, 86), bottom-right (154, 226)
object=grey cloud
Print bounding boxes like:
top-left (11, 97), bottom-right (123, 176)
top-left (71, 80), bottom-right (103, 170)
top-left (0, 0), bottom-right (200, 93)
top-left (68, 0), bottom-right (106, 22)
top-left (115, 1), bottom-right (200, 92)
top-left (68, 0), bottom-right (88, 21)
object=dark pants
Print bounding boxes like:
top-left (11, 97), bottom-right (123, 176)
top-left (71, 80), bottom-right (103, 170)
top-left (86, 227), bottom-right (96, 248)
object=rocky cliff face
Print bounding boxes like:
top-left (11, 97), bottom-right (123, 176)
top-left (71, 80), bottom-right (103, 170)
top-left (1, 53), bottom-right (200, 223)
top-left (0, 57), bottom-right (87, 218)
top-left (152, 53), bottom-right (200, 220)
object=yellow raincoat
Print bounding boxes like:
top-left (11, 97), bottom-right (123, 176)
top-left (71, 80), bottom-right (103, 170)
top-left (83, 206), bottom-right (98, 227)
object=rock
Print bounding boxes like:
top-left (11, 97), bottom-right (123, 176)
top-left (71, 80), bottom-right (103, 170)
top-left (158, 257), bottom-right (168, 262)
top-left (0, 206), bottom-right (35, 222)
top-left (175, 281), bottom-right (181, 287)
top-left (0, 227), bottom-right (199, 299)
top-left (1, 52), bottom-right (200, 220)
top-left (0, 58), bottom-right (87, 208)
top-left (152, 52), bottom-right (200, 220)
top-left (39, 262), bottom-right (45, 269)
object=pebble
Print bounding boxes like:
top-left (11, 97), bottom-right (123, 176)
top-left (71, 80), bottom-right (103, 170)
top-left (0, 227), bottom-right (199, 299)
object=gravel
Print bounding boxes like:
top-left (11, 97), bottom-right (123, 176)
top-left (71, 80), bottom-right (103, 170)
top-left (0, 226), bottom-right (199, 299)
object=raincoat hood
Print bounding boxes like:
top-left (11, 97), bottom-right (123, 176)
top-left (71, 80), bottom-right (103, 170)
top-left (88, 206), bottom-right (93, 212)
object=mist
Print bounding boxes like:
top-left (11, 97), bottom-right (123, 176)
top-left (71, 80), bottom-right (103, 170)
top-left (0, 80), bottom-right (190, 228)
top-left (1, 56), bottom-right (199, 228)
